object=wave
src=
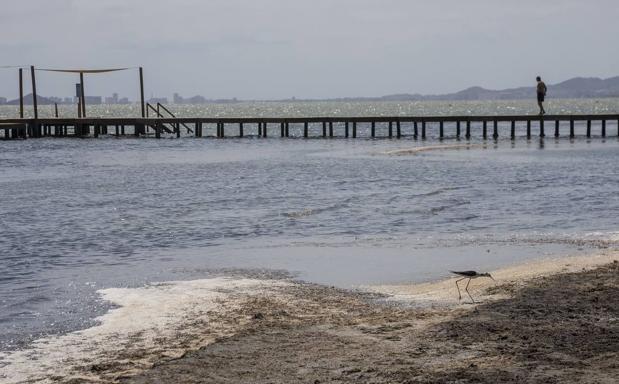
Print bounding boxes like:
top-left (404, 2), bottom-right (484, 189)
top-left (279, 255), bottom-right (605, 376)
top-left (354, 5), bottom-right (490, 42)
top-left (383, 144), bottom-right (481, 156)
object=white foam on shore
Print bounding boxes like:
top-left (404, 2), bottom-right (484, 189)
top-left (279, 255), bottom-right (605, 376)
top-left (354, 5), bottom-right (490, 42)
top-left (0, 277), bottom-right (290, 384)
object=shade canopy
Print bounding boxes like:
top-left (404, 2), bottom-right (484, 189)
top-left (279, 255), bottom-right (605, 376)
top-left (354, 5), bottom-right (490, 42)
top-left (36, 68), bottom-right (131, 74)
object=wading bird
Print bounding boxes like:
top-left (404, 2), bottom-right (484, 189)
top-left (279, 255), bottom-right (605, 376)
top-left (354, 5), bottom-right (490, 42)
top-left (450, 270), bottom-right (495, 303)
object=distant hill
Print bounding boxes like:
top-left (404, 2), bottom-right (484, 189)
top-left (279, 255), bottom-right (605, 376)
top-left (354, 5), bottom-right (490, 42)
top-left (296, 76), bottom-right (619, 102)
top-left (6, 93), bottom-right (56, 105)
top-left (375, 76), bottom-right (619, 101)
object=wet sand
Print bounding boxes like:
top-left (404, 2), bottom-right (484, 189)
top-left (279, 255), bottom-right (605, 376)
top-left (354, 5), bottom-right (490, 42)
top-left (123, 253), bottom-right (618, 384)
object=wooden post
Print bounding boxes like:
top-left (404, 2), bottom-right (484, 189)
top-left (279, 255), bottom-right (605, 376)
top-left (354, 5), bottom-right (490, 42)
top-left (19, 68), bottom-right (24, 118)
top-left (352, 122), bottom-right (357, 138)
top-left (221, 122), bottom-right (225, 138)
top-left (414, 121), bottom-right (418, 138)
top-left (322, 121), bottom-right (327, 137)
top-left (526, 120), bottom-right (531, 138)
top-left (263, 122), bottom-right (267, 137)
top-left (586, 120), bottom-right (591, 138)
top-left (482, 121), bottom-right (487, 139)
top-left (456, 121), bottom-right (461, 138)
top-left (389, 121), bottom-right (393, 138)
top-left (371, 122), bottom-right (376, 138)
top-left (285, 122), bottom-right (289, 137)
top-left (493, 120), bottom-right (498, 139)
top-left (280, 122), bottom-right (285, 137)
top-left (80, 72), bottom-right (86, 117)
top-left (329, 121), bottom-right (333, 137)
top-left (539, 118), bottom-right (545, 137)
top-left (155, 122), bottom-right (161, 139)
top-left (30, 66), bottom-right (38, 120)
top-left (511, 121), bottom-right (516, 139)
top-left (304, 122), bottom-right (308, 138)
top-left (555, 120), bottom-right (560, 137)
top-left (116, 125), bottom-right (120, 136)
top-left (121, 125), bottom-right (125, 135)
top-left (570, 119), bottom-right (575, 138)
top-left (421, 120), bottom-right (426, 139)
top-left (239, 122), bottom-right (243, 138)
top-left (466, 120), bottom-right (471, 139)
top-left (345, 122), bottom-right (349, 138)
top-left (439, 121), bottom-right (443, 139)
top-left (139, 67), bottom-right (145, 118)
top-left (396, 121), bottom-right (401, 138)
top-left (601, 120), bottom-right (606, 137)
top-left (54, 103), bottom-right (59, 118)
top-left (94, 124), bottom-right (100, 138)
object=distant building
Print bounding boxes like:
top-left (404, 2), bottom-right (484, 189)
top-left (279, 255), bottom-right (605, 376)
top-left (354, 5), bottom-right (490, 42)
top-left (0, 97), bottom-right (6, 105)
top-left (186, 95), bottom-right (206, 104)
top-left (173, 93), bottom-right (183, 104)
top-left (63, 97), bottom-right (73, 104)
top-left (85, 96), bottom-right (102, 105)
top-left (118, 97), bottom-right (130, 104)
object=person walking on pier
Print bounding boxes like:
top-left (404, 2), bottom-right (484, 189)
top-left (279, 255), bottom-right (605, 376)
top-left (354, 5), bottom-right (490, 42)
top-left (536, 76), bottom-right (547, 115)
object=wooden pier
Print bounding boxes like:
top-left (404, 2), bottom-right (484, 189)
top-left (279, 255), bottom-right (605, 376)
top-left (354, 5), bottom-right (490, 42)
top-left (0, 114), bottom-right (618, 140)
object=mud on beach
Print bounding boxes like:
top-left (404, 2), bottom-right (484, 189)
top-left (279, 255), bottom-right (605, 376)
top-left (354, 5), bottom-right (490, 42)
top-left (124, 260), bottom-right (619, 384)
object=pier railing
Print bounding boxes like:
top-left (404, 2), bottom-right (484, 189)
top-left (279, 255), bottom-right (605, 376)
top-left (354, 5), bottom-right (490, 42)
top-left (1, 114), bottom-right (618, 140)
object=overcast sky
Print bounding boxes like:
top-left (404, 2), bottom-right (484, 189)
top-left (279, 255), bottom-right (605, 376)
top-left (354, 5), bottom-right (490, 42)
top-left (1, 0), bottom-right (618, 100)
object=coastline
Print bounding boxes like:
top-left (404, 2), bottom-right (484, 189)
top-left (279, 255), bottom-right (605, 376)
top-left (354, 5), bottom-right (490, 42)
top-left (1, 250), bottom-right (617, 383)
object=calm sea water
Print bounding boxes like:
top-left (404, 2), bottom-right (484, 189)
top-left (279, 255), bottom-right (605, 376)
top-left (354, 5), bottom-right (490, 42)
top-left (1, 100), bottom-right (619, 351)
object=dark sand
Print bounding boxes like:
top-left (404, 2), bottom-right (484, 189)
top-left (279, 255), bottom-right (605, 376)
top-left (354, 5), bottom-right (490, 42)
top-left (124, 262), bottom-right (619, 384)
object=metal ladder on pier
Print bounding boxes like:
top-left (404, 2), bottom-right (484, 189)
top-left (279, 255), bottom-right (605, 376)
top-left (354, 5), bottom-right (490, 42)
top-left (146, 103), bottom-right (194, 135)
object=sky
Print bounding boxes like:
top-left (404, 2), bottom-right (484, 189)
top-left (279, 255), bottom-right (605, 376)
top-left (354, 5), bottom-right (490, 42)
top-left (1, 0), bottom-right (618, 100)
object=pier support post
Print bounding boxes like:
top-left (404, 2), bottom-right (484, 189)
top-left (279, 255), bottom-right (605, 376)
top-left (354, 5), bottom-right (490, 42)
top-left (526, 120), bottom-right (531, 139)
top-left (586, 120), bottom-right (591, 138)
top-left (601, 120), bottom-right (606, 137)
top-left (79, 72), bottom-right (86, 118)
top-left (281, 122), bottom-right (285, 137)
top-left (396, 121), bottom-right (401, 138)
top-left (570, 119), bottom-right (575, 138)
top-left (239, 122), bottom-right (243, 138)
top-left (511, 121), bottom-right (516, 139)
top-left (285, 122), bottom-right (289, 137)
top-left (263, 123), bottom-right (267, 137)
top-left (421, 120), bottom-right (426, 139)
top-left (456, 121), bottom-right (461, 138)
top-left (389, 122), bottom-right (393, 138)
top-left (482, 121), bottom-right (487, 139)
top-left (304, 122), bottom-right (308, 138)
top-left (414, 121), bottom-right (418, 139)
top-left (139, 67), bottom-right (145, 118)
top-left (322, 122), bottom-right (327, 137)
top-left (493, 120), bottom-right (498, 139)
top-left (19, 68), bottom-right (24, 118)
top-left (30, 66), bottom-right (38, 120)
top-left (555, 120), bottom-right (560, 137)
top-left (352, 122), bottom-right (357, 138)
top-left (345, 122), bottom-right (349, 138)
top-left (371, 122), bottom-right (376, 138)
top-left (329, 122), bottom-right (333, 137)
top-left (439, 121), bottom-right (444, 139)
top-left (539, 118), bottom-right (545, 137)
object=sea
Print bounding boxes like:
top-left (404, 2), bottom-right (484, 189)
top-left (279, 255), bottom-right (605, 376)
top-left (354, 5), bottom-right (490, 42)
top-left (1, 99), bottom-right (619, 354)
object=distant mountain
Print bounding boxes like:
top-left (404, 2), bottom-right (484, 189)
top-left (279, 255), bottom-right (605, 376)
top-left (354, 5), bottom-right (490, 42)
top-left (374, 76), bottom-right (619, 101)
top-left (6, 93), bottom-right (56, 105)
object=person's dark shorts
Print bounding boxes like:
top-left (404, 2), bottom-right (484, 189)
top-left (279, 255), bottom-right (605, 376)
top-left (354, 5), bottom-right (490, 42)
top-left (537, 93), bottom-right (545, 103)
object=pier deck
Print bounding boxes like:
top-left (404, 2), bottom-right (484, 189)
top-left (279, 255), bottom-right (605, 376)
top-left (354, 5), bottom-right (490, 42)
top-left (0, 114), bottom-right (618, 140)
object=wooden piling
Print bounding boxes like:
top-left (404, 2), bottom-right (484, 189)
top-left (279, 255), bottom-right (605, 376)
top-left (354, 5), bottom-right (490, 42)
top-left (389, 121), bottom-right (393, 138)
top-left (239, 122), bottom-right (244, 138)
top-left (511, 121), bottom-right (516, 139)
top-left (439, 121), bottom-right (444, 139)
top-left (587, 120), bottom-right (591, 138)
top-left (322, 122), bottom-right (327, 137)
top-left (396, 121), bottom-right (401, 138)
top-left (285, 122), bottom-right (289, 137)
top-left (280, 122), bottom-right (285, 137)
top-left (18, 68), bottom-right (24, 118)
top-left (139, 67), bottom-right (145, 118)
top-left (371, 122), bottom-right (376, 138)
top-left (456, 121), bottom-right (461, 138)
top-left (539, 118), bottom-right (545, 137)
top-left (527, 120), bottom-right (532, 138)
top-left (345, 122), bottom-right (349, 138)
top-left (482, 121), bottom-right (487, 139)
top-left (352, 122), bottom-right (357, 138)
top-left (263, 123), bottom-right (267, 137)
top-left (80, 72), bottom-right (86, 118)
top-left (555, 120), bottom-right (560, 137)
top-left (304, 122), bottom-right (309, 138)
top-left (30, 66), bottom-right (38, 120)
top-left (601, 120), bottom-right (606, 137)
top-left (493, 120), bottom-right (498, 139)
top-left (414, 121), bottom-right (418, 138)
top-left (570, 119), bottom-right (575, 138)
top-left (329, 122), bottom-right (333, 137)
top-left (421, 120), bottom-right (426, 139)
top-left (466, 120), bottom-right (471, 139)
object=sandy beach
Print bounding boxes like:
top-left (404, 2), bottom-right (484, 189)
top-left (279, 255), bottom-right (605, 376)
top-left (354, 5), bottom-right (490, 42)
top-left (4, 250), bottom-right (616, 383)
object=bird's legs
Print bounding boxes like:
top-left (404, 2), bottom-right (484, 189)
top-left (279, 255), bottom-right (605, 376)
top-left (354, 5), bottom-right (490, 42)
top-left (465, 278), bottom-right (475, 303)
top-left (455, 277), bottom-right (467, 300)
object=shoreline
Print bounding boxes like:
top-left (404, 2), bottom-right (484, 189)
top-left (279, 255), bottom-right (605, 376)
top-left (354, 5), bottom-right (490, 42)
top-left (1, 250), bottom-right (617, 383)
